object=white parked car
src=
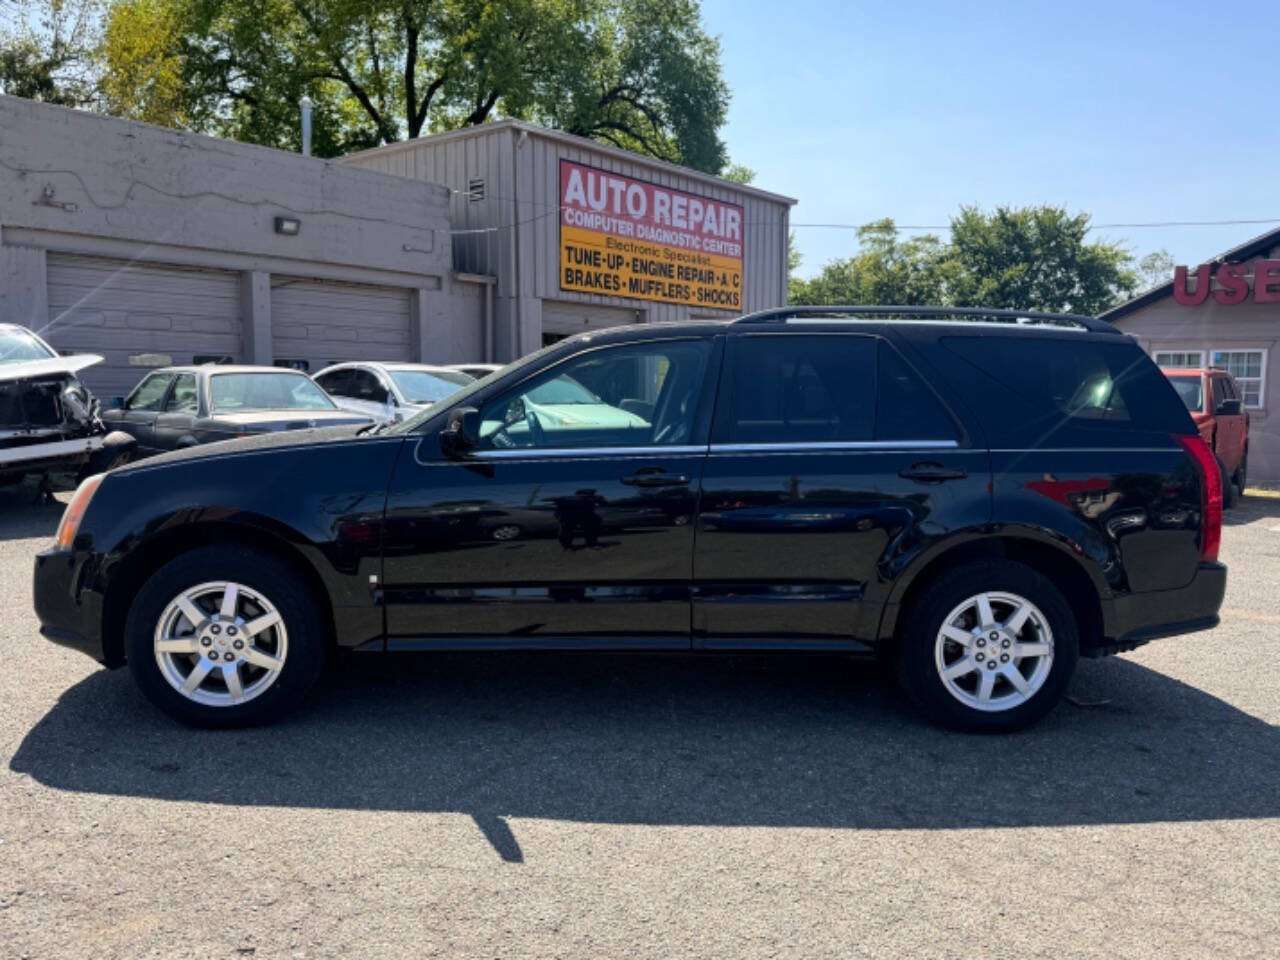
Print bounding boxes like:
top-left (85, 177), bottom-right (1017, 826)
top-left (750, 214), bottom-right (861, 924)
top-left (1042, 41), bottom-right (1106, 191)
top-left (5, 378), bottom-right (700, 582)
top-left (313, 362), bottom-right (474, 423)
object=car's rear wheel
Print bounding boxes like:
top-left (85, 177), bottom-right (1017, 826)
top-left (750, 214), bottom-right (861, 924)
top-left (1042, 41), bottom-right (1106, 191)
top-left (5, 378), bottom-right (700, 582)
top-left (897, 560), bottom-right (1078, 733)
top-left (1219, 456), bottom-right (1238, 508)
top-left (125, 546), bottom-right (326, 727)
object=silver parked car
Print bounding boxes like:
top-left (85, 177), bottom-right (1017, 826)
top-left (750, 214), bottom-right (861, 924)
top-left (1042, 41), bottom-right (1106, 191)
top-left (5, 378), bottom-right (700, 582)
top-left (313, 362), bottom-right (474, 423)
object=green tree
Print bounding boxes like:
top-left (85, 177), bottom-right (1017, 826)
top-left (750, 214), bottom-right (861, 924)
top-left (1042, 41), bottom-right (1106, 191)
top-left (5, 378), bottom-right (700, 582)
top-left (793, 207), bottom-right (1137, 314)
top-left (943, 206), bottom-right (1135, 315)
top-left (97, 0), bottom-right (731, 168)
top-left (1134, 249), bottom-right (1175, 292)
top-left (790, 220), bottom-right (948, 306)
top-left (97, 0), bottom-right (185, 125)
top-left (0, 0), bottom-right (102, 105)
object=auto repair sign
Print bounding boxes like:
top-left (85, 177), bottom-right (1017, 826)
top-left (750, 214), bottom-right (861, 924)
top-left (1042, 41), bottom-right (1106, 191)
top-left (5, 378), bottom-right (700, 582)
top-left (559, 159), bottom-right (744, 309)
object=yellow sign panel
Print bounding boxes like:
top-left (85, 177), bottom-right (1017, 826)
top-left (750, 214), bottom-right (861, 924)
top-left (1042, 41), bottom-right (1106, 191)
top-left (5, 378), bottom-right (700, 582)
top-left (559, 160), bottom-right (745, 310)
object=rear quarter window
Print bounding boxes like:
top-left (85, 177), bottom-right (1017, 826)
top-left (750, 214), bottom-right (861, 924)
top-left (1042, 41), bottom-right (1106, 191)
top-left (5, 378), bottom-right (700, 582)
top-left (939, 335), bottom-right (1195, 444)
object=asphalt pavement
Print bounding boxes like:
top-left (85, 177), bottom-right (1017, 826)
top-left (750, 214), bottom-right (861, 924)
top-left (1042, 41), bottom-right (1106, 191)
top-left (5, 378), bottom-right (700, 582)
top-left (1, 482), bottom-right (1277, 959)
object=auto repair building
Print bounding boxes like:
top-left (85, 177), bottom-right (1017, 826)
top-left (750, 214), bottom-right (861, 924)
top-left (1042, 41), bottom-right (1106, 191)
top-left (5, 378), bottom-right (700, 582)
top-left (1100, 226), bottom-right (1280, 486)
top-left (0, 96), bottom-right (794, 400)
top-left (341, 119), bottom-right (796, 355)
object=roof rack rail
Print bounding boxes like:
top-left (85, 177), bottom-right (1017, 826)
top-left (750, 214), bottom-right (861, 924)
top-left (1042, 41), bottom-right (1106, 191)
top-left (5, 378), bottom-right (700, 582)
top-left (732, 305), bottom-right (1121, 334)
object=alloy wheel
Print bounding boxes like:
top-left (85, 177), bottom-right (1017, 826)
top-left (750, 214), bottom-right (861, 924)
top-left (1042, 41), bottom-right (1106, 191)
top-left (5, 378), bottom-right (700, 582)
top-left (933, 590), bottom-right (1054, 712)
top-left (153, 581), bottom-right (288, 707)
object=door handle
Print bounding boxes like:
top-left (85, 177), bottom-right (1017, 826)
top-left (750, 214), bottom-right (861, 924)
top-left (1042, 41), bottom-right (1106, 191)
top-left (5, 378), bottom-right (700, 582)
top-left (622, 471), bottom-right (690, 487)
top-left (899, 461), bottom-right (967, 483)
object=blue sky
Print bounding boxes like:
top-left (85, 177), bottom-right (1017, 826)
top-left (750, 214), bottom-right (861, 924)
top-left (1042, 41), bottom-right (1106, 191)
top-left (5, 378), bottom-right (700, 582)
top-left (701, 0), bottom-right (1280, 278)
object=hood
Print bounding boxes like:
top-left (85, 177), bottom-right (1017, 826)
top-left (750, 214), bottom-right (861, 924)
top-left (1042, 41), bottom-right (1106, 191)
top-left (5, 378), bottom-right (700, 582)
top-left (211, 410), bottom-right (373, 427)
top-left (0, 354), bottom-right (102, 384)
top-left (527, 402), bottom-right (647, 428)
top-left (113, 422), bottom-right (384, 471)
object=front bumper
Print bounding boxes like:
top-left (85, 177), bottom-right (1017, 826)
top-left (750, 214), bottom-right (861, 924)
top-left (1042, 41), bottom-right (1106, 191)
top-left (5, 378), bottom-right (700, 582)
top-left (1090, 561), bottom-right (1228, 656)
top-left (33, 547), bottom-right (109, 664)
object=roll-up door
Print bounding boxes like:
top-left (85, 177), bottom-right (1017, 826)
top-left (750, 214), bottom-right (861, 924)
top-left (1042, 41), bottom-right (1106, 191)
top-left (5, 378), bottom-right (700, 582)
top-left (540, 300), bottom-right (639, 344)
top-left (270, 277), bottom-right (412, 372)
top-left (45, 254), bottom-right (241, 399)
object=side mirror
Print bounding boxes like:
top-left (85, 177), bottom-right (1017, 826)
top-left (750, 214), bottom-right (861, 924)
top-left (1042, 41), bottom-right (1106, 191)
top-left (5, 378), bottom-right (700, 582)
top-left (441, 406), bottom-right (480, 457)
top-left (1216, 398), bottom-right (1242, 416)
top-left (110, 396), bottom-right (124, 409)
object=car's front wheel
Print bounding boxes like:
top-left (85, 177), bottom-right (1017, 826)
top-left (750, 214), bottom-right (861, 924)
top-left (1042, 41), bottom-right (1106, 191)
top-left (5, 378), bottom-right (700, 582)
top-left (125, 546), bottom-right (327, 727)
top-left (896, 560), bottom-right (1078, 733)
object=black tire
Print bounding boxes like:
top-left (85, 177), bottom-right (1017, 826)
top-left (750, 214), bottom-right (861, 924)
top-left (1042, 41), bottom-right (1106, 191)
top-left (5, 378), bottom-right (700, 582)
top-left (125, 546), bottom-right (327, 727)
top-left (896, 559), bottom-right (1079, 733)
top-left (1219, 456), bottom-right (1238, 509)
top-left (1233, 452), bottom-right (1247, 500)
top-left (81, 431), bottom-right (138, 479)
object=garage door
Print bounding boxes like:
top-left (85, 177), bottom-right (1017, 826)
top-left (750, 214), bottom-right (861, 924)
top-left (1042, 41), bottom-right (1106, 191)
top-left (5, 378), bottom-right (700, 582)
top-left (271, 278), bottom-right (412, 372)
top-left (540, 300), bottom-right (638, 344)
top-left (45, 254), bottom-right (241, 399)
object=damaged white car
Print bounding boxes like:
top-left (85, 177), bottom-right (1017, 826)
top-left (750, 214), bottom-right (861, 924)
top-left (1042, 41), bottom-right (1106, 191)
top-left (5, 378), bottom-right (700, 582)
top-left (0, 324), bottom-right (135, 497)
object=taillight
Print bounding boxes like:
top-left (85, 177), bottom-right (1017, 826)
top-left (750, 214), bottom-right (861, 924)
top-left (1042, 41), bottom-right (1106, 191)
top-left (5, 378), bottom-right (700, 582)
top-left (1174, 434), bottom-right (1221, 561)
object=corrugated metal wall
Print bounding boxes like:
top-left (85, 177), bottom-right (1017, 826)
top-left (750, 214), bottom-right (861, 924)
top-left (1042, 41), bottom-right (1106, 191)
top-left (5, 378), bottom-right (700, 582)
top-left (270, 277), bottom-right (412, 372)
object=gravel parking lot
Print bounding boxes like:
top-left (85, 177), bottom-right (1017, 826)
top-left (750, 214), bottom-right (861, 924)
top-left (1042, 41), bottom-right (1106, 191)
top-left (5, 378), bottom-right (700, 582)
top-left (1, 483), bottom-right (1278, 959)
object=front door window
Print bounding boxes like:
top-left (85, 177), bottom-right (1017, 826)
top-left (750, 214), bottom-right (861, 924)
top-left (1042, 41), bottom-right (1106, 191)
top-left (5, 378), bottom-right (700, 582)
top-left (478, 340), bottom-right (711, 451)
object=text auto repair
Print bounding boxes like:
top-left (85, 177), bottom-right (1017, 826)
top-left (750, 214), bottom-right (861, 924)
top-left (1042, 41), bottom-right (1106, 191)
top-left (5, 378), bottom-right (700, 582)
top-left (559, 160), bottom-right (746, 308)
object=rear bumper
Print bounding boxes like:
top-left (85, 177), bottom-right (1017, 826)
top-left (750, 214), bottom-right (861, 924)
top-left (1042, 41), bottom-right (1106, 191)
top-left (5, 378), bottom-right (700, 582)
top-left (33, 547), bottom-right (109, 664)
top-left (1089, 561), bottom-right (1227, 657)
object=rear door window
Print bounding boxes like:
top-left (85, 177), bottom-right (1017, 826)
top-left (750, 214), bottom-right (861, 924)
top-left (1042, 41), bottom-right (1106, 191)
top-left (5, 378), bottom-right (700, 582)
top-left (347, 369), bottom-right (389, 404)
top-left (164, 374), bottom-right (198, 413)
top-left (718, 335), bottom-right (957, 444)
top-left (314, 369), bottom-right (352, 397)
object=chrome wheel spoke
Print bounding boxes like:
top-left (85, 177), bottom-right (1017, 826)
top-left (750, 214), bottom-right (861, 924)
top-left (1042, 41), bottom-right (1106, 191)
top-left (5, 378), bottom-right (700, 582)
top-left (243, 610), bottom-right (282, 639)
top-left (1003, 602), bottom-right (1033, 635)
top-left (975, 593), bottom-right (995, 627)
top-left (1002, 666), bottom-right (1031, 695)
top-left (219, 583), bottom-right (240, 620)
top-left (222, 664), bottom-right (244, 703)
top-left (182, 658), bottom-right (214, 694)
top-left (942, 657), bottom-right (976, 680)
top-left (176, 595), bottom-right (206, 631)
top-left (243, 646), bottom-right (283, 672)
top-left (975, 669), bottom-right (996, 703)
top-left (156, 636), bottom-right (200, 655)
top-left (1014, 642), bottom-right (1051, 659)
top-left (940, 624), bottom-right (973, 647)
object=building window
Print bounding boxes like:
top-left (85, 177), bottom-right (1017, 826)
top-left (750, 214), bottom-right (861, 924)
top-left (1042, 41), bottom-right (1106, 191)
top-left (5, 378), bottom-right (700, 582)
top-left (1153, 350), bottom-right (1204, 369)
top-left (1210, 350), bottom-right (1266, 408)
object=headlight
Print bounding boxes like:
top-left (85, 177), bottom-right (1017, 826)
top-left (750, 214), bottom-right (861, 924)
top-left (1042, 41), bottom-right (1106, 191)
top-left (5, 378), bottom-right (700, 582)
top-left (55, 473), bottom-right (104, 550)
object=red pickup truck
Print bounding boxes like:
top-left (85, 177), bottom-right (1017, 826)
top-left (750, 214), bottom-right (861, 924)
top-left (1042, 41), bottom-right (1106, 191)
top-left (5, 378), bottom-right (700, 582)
top-left (1162, 367), bottom-right (1250, 506)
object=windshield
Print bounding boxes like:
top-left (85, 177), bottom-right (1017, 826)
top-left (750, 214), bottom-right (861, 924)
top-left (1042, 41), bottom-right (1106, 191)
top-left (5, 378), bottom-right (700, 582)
top-left (1167, 375), bottom-right (1203, 413)
top-left (525, 374), bottom-right (600, 405)
top-left (0, 328), bottom-right (57, 364)
top-left (210, 373), bottom-right (337, 413)
top-left (388, 369), bottom-right (474, 404)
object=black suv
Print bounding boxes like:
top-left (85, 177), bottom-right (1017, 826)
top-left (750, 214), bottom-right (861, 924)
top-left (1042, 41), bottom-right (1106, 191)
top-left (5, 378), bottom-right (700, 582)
top-left (34, 307), bottom-right (1226, 732)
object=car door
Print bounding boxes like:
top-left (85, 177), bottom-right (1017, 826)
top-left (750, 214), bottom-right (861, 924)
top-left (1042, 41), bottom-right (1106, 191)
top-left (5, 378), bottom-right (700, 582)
top-left (381, 336), bottom-right (718, 648)
top-left (114, 373), bottom-right (174, 452)
top-left (151, 373), bottom-right (199, 450)
top-left (1212, 375), bottom-right (1244, 472)
top-left (692, 331), bottom-right (990, 648)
